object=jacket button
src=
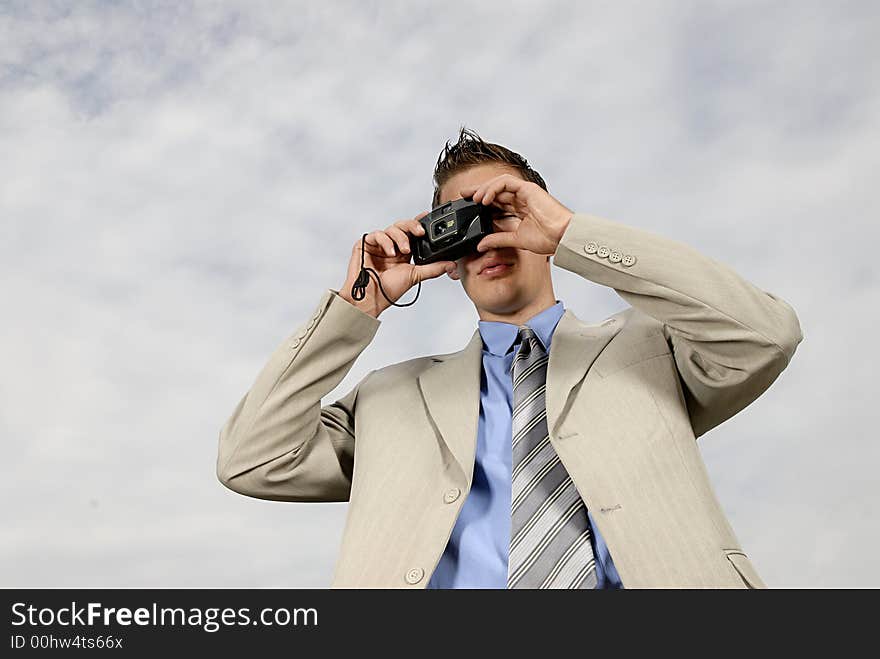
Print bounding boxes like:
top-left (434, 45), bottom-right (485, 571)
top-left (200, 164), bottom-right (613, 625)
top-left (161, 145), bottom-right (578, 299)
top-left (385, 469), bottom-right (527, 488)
top-left (584, 241), bottom-right (598, 254)
top-left (622, 254), bottom-right (636, 267)
top-left (597, 245), bottom-right (610, 258)
top-left (443, 487), bottom-right (461, 504)
top-left (609, 250), bottom-right (622, 263)
top-left (405, 567), bottom-right (424, 584)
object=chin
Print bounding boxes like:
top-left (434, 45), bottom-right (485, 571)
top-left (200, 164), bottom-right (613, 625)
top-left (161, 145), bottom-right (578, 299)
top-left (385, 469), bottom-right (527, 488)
top-left (473, 289), bottom-right (526, 314)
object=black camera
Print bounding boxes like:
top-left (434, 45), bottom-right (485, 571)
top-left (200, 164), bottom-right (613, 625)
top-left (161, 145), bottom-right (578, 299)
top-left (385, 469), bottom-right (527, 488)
top-left (408, 198), bottom-right (496, 265)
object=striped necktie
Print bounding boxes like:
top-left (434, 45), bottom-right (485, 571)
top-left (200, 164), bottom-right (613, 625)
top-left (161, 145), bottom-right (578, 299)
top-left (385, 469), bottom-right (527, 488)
top-left (507, 325), bottom-right (598, 589)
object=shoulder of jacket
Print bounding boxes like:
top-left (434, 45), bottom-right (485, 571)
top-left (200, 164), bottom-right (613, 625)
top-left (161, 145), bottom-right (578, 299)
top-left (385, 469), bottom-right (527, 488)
top-left (613, 306), bottom-right (664, 338)
top-left (367, 354), bottom-right (441, 383)
top-left (571, 305), bottom-right (663, 341)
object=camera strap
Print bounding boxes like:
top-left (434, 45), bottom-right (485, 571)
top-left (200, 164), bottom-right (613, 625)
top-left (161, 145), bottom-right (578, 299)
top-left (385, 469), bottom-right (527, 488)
top-left (350, 232), bottom-right (422, 307)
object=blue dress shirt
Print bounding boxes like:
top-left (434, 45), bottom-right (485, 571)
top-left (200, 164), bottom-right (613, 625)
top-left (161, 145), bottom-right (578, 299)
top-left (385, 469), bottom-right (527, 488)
top-left (427, 300), bottom-right (623, 589)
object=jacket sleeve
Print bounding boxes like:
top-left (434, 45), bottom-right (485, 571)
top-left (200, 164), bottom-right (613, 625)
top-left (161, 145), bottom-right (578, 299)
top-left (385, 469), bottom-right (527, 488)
top-left (216, 289), bottom-right (381, 502)
top-left (552, 212), bottom-right (803, 438)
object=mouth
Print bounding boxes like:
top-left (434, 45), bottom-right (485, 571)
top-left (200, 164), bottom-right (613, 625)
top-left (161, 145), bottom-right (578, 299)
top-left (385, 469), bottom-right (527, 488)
top-left (478, 262), bottom-right (514, 277)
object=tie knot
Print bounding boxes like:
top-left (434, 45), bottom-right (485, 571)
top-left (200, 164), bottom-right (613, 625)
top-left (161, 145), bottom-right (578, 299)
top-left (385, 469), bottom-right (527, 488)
top-left (515, 325), bottom-right (544, 356)
top-left (518, 325), bottom-right (537, 343)
top-left (508, 325), bottom-right (544, 376)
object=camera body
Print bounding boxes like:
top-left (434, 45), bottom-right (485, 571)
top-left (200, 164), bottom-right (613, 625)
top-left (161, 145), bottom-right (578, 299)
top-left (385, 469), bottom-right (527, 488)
top-left (408, 198), bottom-right (496, 265)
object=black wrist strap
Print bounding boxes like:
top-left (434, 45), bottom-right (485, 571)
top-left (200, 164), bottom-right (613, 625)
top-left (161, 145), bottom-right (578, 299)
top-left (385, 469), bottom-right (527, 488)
top-left (351, 233), bottom-right (421, 307)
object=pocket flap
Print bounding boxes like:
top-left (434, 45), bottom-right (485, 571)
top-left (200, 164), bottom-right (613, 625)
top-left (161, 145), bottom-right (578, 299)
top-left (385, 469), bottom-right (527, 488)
top-left (724, 549), bottom-right (767, 589)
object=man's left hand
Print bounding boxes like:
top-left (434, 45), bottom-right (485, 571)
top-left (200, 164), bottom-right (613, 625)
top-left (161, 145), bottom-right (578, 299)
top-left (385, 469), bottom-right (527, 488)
top-left (458, 174), bottom-right (573, 255)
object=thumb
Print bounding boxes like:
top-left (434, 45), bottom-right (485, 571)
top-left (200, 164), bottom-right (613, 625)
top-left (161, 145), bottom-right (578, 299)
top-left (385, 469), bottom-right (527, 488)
top-left (413, 260), bottom-right (456, 282)
top-left (476, 231), bottom-right (519, 252)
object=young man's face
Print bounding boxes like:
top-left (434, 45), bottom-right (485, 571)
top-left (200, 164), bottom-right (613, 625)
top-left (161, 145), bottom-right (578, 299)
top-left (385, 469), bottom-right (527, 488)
top-left (437, 163), bottom-right (553, 318)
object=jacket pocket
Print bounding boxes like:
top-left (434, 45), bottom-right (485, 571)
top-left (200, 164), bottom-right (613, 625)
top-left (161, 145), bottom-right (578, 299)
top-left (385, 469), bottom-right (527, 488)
top-left (723, 549), bottom-right (767, 589)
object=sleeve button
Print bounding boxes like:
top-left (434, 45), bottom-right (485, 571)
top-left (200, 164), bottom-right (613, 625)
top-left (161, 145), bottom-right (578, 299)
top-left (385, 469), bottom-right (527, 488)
top-left (609, 250), bottom-right (622, 263)
top-left (597, 245), bottom-right (610, 258)
top-left (584, 241), bottom-right (599, 254)
top-left (622, 254), bottom-right (636, 267)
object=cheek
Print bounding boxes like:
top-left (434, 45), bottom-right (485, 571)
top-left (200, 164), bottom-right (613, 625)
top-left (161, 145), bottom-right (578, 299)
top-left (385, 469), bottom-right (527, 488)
top-left (457, 256), bottom-right (476, 277)
top-left (517, 257), bottom-right (547, 280)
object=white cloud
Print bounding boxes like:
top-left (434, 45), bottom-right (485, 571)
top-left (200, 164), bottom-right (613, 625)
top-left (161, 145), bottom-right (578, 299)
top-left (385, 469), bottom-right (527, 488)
top-left (1, 0), bottom-right (877, 587)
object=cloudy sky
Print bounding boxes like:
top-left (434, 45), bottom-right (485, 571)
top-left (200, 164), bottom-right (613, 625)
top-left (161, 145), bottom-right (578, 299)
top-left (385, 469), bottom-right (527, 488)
top-left (2, 0), bottom-right (877, 588)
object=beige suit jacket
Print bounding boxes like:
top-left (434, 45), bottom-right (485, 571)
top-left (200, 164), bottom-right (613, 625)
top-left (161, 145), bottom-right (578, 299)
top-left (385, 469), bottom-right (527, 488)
top-left (217, 212), bottom-right (803, 588)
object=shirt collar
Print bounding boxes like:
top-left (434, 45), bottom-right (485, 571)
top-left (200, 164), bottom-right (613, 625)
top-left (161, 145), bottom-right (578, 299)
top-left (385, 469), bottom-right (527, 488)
top-left (478, 300), bottom-right (566, 357)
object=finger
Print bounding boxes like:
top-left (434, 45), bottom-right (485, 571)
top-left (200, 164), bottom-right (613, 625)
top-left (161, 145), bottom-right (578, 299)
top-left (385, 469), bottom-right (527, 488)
top-left (476, 231), bottom-right (520, 252)
top-left (396, 217), bottom-right (426, 237)
top-left (458, 185), bottom-right (478, 200)
top-left (406, 218), bottom-right (426, 236)
top-left (366, 230), bottom-right (397, 257)
top-left (484, 176), bottom-right (524, 206)
top-left (414, 260), bottom-right (456, 282)
top-left (386, 224), bottom-right (412, 254)
top-left (446, 262), bottom-right (460, 280)
top-left (482, 190), bottom-right (517, 215)
top-left (361, 232), bottom-right (384, 255)
top-left (364, 231), bottom-right (394, 256)
top-left (493, 190), bottom-right (517, 208)
top-left (470, 179), bottom-right (496, 203)
top-left (473, 174), bottom-right (522, 205)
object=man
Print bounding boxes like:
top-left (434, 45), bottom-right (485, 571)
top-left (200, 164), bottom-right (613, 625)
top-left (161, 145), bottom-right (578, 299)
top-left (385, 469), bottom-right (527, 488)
top-left (217, 127), bottom-right (802, 588)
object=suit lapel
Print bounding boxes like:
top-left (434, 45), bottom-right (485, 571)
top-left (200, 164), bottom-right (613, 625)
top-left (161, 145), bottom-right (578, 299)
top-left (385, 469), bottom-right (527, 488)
top-left (417, 309), bottom-right (621, 489)
top-left (546, 310), bottom-right (620, 438)
top-left (417, 329), bottom-right (484, 487)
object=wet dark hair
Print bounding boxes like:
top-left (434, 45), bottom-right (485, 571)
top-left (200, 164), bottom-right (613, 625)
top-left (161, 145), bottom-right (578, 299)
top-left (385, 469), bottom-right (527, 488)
top-left (431, 126), bottom-right (548, 208)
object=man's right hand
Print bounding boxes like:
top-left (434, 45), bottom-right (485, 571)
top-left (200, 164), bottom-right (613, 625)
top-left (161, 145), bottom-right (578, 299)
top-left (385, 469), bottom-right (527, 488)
top-left (338, 211), bottom-right (457, 318)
